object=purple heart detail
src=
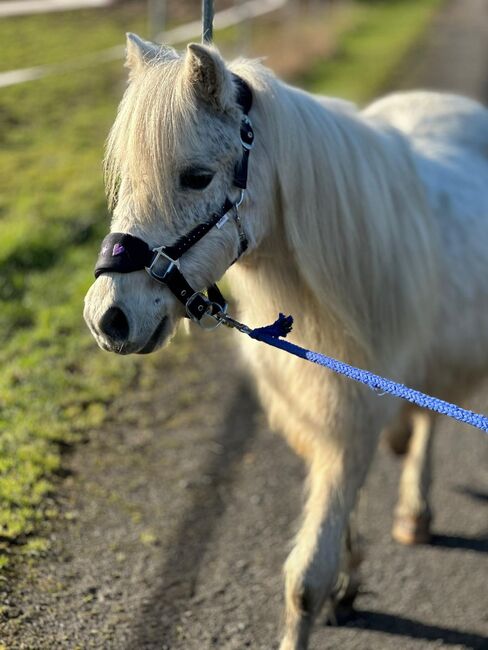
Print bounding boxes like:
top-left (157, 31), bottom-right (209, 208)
top-left (112, 243), bottom-right (125, 256)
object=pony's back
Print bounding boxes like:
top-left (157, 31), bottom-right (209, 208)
top-left (365, 91), bottom-right (488, 387)
top-left (364, 91), bottom-right (488, 158)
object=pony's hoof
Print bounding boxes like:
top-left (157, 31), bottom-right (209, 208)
top-left (324, 599), bottom-right (356, 627)
top-left (326, 571), bottom-right (360, 626)
top-left (392, 512), bottom-right (431, 545)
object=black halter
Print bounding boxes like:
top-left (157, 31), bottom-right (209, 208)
top-left (94, 75), bottom-right (254, 323)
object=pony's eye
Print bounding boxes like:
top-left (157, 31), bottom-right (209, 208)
top-left (180, 168), bottom-right (214, 190)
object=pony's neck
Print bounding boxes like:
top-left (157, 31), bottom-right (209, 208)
top-left (229, 65), bottom-right (437, 366)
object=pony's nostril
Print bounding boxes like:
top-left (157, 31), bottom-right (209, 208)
top-left (99, 306), bottom-right (130, 342)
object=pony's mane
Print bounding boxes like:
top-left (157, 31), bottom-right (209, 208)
top-left (230, 59), bottom-right (438, 362)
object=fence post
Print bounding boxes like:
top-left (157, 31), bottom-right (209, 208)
top-left (148, 0), bottom-right (166, 41)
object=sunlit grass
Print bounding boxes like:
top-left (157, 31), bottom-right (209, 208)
top-left (301, 0), bottom-right (443, 103)
top-left (0, 10), bottom-right (145, 554)
top-left (0, 6), bottom-right (146, 72)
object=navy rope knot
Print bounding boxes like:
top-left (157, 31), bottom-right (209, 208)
top-left (250, 313), bottom-right (293, 339)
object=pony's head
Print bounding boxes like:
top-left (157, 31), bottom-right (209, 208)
top-left (84, 34), bottom-right (257, 354)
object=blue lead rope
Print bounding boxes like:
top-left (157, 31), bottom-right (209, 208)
top-left (242, 313), bottom-right (488, 434)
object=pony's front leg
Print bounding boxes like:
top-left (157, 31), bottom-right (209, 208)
top-left (279, 431), bottom-right (375, 650)
top-left (329, 513), bottom-right (363, 620)
top-left (392, 410), bottom-right (436, 545)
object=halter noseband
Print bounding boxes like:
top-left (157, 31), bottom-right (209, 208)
top-left (94, 75), bottom-right (254, 325)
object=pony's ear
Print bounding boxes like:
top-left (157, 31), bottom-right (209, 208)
top-left (125, 33), bottom-right (158, 73)
top-left (184, 43), bottom-right (235, 111)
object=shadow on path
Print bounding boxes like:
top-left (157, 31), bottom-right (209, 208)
top-left (454, 485), bottom-right (488, 504)
top-left (431, 533), bottom-right (488, 554)
top-left (128, 376), bottom-right (260, 649)
top-left (345, 609), bottom-right (488, 649)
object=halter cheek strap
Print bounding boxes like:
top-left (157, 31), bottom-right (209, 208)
top-left (94, 75), bottom-right (254, 324)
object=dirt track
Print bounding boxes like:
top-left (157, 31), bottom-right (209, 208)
top-left (1, 1), bottom-right (488, 648)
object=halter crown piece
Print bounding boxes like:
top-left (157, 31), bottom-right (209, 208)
top-left (94, 75), bottom-right (254, 325)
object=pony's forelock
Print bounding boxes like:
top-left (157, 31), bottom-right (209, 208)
top-left (105, 56), bottom-right (195, 219)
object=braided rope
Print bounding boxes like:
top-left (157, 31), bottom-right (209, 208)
top-left (246, 314), bottom-right (488, 433)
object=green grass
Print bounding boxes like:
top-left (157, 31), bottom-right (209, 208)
top-left (0, 8), bottom-right (147, 553)
top-left (0, 0), bottom-right (443, 564)
top-left (0, 6), bottom-right (146, 71)
top-left (300, 0), bottom-right (444, 103)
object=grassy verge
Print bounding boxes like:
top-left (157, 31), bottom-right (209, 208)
top-left (298, 0), bottom-right (444, 103)
top-left (0, 7), bottom-right (148, 563)
top-left (0, 0), bottom-right (443, 567)
top-left (0, 5), bottom-right (146, 72)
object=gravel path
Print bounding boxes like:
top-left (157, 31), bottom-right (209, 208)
top-left (1, 1), bottom-right (488, 648)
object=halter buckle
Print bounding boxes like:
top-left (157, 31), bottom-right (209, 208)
top-left (145, 246), bottom-right (180, 282)
top-left (185, 292), bottom-right (227, 330)
top-left (232, 199), bottom-right (248, 257)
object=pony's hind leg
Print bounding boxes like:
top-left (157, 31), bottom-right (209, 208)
top-left (392, 410), bottom-right (436, 545)
top-left (279, 433), bottom-right (375, 650)
top-left (382, 410), bottom-right (412, 455)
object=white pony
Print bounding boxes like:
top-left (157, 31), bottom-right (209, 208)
top-left (84, 34), bottom-right (488, 650)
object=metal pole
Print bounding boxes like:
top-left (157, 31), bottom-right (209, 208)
top-left (234, 0), bottom-right (251, 56)
top-left (202, 0), bottom-right (214, 44)
top-left (148, 0), bottom-right (166, 41)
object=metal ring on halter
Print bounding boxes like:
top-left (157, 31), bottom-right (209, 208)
top-left (235, 189), bottom-right (245, 209)
top-left (240, 115), bottom-right (254, 150)
top-left (185, 292), bottom-right (227, 330)
top-left (214, 311), bottom-right (252, 334)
